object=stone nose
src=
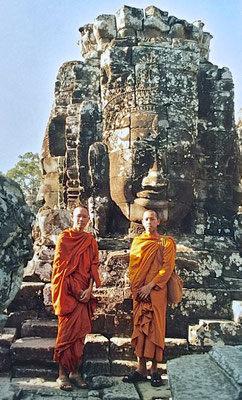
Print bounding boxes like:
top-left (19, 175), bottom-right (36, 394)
top-left (142, 160), bottom-right (167, 189)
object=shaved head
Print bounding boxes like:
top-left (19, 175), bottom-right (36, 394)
top-left (72, 206), bottom-right (89, 231)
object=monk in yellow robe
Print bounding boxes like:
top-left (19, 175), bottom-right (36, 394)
top-left (123, 210), bottom-right (176, 387)
top-left (51, 206), bottom-right (101, 391)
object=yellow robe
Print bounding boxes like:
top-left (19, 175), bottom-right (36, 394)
top-left (129, 232), bottom-right (176, 361)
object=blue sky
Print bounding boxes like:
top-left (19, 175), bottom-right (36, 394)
top-left (0, 0), bottom-right (241, 173)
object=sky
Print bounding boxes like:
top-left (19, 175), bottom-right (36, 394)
top-left (0, 0), bottom-right (241, 174)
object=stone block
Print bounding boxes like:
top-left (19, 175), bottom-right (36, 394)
top-left (43, 283), bottom-right (55, 313)
top-left (189, 319), bottom-right (242, 347)
top-left (209, 345), bottom-right (242, 385)
top-left (10, 337), bottom-right (55, 364)
top-left (167, 353), bottom-right (241, 400)
top-left (90, 375), bottom-right (113, 389)
top-left (5, 311), bottom-right (38, 337)
top-left (232, 300), bottom-right (242, 323)
top-left (104, 313), bottom-right (133, 337)
top-left (136, 377), bottom-right (171, 400)
top-left (0, 328), bottom-right (16, 348)
top-left (100, 250), bottom-right (129, 288)
top-left (7, 283), bottom-right (45, 312)
top-left (102, 377), bottom-right (140, 400)
top-left (21, 319), bottom-right (58, 339)
top-left (116, 6), bottom-right (144, 32)
top-left (83, 334), bottom-right (109, 360)
top-left (109, 337), bottom-right (135, 360)
top-left (94, 14), bottom-right (116, 41)
top-left (0, 347), bottom-right (11, 372)
top-left (166, 288), bottom-right (236, 338)
top-left (144, 6), bottom-right (170, 32)
top-left (111, 360), bottom-right (137, 376)
top-left (12, 365), bottom-right (58, 381)
top-left (188, 323), bottom-right (211, 350)
top-left (92, 314), bottom-right (105, 333)
top-left (163, 338), bottom-right (189, 360)
top-left (34, 261), bottom-right (53, 282)
top-left (82, 359), bottom-right (111, 377)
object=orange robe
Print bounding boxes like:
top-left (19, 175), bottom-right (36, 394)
top-left (51, 229), bottom-right (101, 372)
top-left (129, 232), bottom-right (176, 362)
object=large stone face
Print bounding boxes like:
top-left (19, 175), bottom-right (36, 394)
top-left (0, 176), bottom-right (33, 331)
top-left (38, 5), bottom-right (241, 237)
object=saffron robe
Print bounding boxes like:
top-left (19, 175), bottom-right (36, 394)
top-left (51, 229), bottom-right (101, 371)
top-left (129, 232), bottom-right (176, 362)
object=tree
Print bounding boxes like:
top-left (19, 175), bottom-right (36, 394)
top-left (6, 152), bottom-right (42, 210)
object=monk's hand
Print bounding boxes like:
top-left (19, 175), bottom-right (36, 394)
top-left (79, 287), bottom-right (92, 303)
top-left (138, 281), bottom-right (156, 300)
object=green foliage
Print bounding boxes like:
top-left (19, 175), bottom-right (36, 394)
top-left (6, 152), bottom-right (41, 200)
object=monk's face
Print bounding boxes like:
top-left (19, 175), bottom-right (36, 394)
top-left (142, 210), bottom-right (160, 235)
top-left (72, 207), bottom-right (89, 232)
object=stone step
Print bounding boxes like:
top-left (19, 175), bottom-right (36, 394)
top-left (164, 338), bottom-right (189, 360)
top-left (21, 319), bottom-right (58, 338)
top-left (9, 334), bottom-right (186, 381)
top-left (209, 345), bottom-right (242, 387)
top-left (12, 365), bottom-right (58, 381)
top-left (18, 318), bottom-right (189, 361)
top-left (7, 282), bottom-right (45, 313)
top-left (167, 352), bottom-right (242, 400)
top-left (188, 319), bottom-right (242, 349)
top-left (0, 328), bottom-right (17, 373)
top-left (10, 337), bottom-right (55, 365)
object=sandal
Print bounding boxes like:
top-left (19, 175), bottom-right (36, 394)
top-left (56, 376), bottom-right (73, 391)
top-left (69, 375), bottom-right (88, 388)
top-left (123, 370), bottom-right (147, 383)
top-left (151, 372), bottom-right (163, 387)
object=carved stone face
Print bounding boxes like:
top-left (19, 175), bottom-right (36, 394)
top-left (105, 111), bottom-right (195, 226)
top-left (101, 46), bottom-right (197, 227)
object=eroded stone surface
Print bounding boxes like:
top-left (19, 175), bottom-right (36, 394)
top-left (0, 176), bottom-right (33, 331)
top-left (102, 377), bottom-right (140, 400)
top-left (209, 345), bottom-right (242, 385)
top-left (167, 353), bottom-right (241, 400)
top-left (188, 319), bottom-right (242, 347)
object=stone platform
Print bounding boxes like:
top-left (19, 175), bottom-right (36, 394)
top-left (167, 345), bottom-right (242, 400)
top-left (0, 374), bottom-right (172, 400)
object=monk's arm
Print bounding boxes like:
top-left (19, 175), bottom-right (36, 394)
top-left (152, 238), bottom-right (176, 288)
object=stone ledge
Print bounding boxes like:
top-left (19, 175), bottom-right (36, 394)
top-left (0, 328), bottom-right (16, 348)
top-left (21, 319), bottom-right (58, 338)
top-left (167, 353), bottom-right (241, 400)
top-left (209, 345), bottom-right (242, 386)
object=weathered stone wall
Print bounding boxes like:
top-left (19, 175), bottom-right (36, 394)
top-left (0, 175), bottom-right (33, 331)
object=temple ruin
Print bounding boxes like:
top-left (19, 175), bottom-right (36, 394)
top-left (1, 5), bottom-right (241, 398)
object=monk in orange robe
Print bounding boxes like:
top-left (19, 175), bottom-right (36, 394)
top-left (123, 210), bottom-right (176, 387)
top-left (51, 206), bottom-right (101, 391)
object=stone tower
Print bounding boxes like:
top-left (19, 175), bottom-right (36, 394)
top-left (38, 5), bottom-right (241, 239)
